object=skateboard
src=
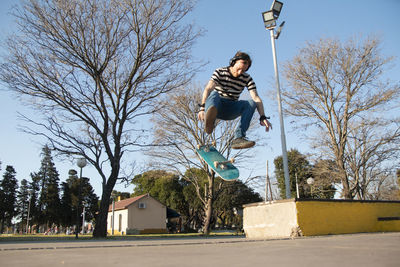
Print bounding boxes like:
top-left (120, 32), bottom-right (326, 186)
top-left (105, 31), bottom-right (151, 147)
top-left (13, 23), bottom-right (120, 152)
top-left (196, 144), bottom-right (239, 181)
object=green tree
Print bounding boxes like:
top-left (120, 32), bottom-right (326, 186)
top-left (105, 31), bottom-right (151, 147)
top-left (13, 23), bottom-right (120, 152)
top-left (274, 149), bottom-right (312, 199)
top-left (80, 178), bottom-right (99, 223)
top-left (16, 179), bottom-right (30, 233)
top-left (60, 181), bottom-right (73, 227)
top-left (27, 172), bottom-right (41, 230)
top-left (310, 160), bottom-right (337, 199)
top-left (275, 151), bottom-right (336, 199)
top-left (0, 165), bottom-right (19, 233)
top-left (37, 146), bottom-right (61, 226)
top-left (213, 180), bottom-right (262, 229)
top-left (0, 0), bottom-right (201, 238)
top-left (132, 170), bottom-right (188, 225)
top-left (60, 174), bottom-right (99, 228)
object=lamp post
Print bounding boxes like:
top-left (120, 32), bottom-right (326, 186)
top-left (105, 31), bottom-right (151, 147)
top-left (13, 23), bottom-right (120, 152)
top-left (82, 201), bottom-right (86, 234)
top-left (295, 173), bottom-right (300, 199)
top-left (307, 177), bottom-right (315, 198)
top-left (26, 190), bottom-right (32, 234)
top-left (68, 169), bottom-right (78, 237)
top-left (111, 192), bottom-right (116, 235)
top-left (75, 157), bottom-right (87, 239)
top-left (262, 0), bottom-right (291, 199)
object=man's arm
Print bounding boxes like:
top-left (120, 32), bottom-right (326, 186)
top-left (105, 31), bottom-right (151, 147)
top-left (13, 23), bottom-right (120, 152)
top-left (198, 80), bottom-right (216, 121)
top-left (249, 89), bottom-right (272, 132)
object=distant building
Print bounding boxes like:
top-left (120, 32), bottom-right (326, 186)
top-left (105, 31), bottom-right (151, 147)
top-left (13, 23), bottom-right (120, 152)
top-left (107, 193), bottom-right (167, 235)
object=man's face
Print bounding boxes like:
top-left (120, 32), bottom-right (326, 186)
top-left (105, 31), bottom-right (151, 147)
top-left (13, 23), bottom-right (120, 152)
top-left (231, 59), bottom-right (249, 77)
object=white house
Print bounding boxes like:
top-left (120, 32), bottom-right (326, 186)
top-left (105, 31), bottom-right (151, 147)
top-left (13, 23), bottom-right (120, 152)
top-left (107, 193), bottom-right (167, 235)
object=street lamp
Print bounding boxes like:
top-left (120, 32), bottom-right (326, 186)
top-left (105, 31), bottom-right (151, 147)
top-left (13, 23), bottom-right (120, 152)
top-left (75, 157), bottom-right (87, 239)
top-left (262, 0), bottom-right (291, 199)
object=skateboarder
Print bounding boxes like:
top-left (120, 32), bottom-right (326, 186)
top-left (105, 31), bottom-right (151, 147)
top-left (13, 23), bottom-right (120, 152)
top-left (198, 51), bottom-right (272, 149)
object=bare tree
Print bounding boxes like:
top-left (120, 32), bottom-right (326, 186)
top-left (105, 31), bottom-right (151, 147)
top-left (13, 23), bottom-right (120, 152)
top-left (346, 119), bottom-right (400, 199)
top-left (149, 84), bottom-right (261, 234)
top-left (282, 36), bottom-right (400, 199)
top-left (0, 0), bottom-right (201, 237)
top-left (367, 172), bottom-right (399, 201)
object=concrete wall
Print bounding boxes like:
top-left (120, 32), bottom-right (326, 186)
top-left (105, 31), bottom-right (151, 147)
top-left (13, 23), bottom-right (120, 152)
top-left (243, 200), bottom-right (298, 239)
top-left (243, 199), bottom-right (400, 239)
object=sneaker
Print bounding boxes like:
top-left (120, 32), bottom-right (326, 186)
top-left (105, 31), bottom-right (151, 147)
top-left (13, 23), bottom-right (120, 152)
top-left (205, 106), bottom-right (217, 134)
top-left (231, 137), bottom-right (255, 149)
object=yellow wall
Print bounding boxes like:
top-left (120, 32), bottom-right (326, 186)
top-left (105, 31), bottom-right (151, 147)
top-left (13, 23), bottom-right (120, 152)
top-left (296, 200), bottom-right (400, 236)
top-left (243, 199), bottom-right (400, 238)
top-left (107, 229), bottom-right (123, 235)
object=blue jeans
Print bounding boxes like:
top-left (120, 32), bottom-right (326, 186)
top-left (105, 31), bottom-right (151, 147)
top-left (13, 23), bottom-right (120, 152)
top-left (205, 91), bottom-right (256, 138)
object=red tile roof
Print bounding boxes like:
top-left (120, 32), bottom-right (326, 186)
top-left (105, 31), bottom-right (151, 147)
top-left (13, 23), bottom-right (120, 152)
top-left (108, 194), bottom-right (148, 212)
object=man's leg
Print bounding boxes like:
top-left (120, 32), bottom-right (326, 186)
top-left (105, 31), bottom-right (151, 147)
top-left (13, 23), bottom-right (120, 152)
top-left (219, 99), bottom-right (256, 149)
top-left (204, 91), bottom-right (220, 134)
top-left (234, 99), bottom-right (257, 139)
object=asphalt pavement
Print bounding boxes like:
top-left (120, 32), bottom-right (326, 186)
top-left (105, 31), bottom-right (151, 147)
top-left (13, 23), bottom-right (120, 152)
top-left (0, 232), bottom-right (399, 267)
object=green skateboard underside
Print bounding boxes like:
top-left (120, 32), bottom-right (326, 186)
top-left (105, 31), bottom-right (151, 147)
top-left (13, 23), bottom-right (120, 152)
top-left (196, 145), bottom-right (239, 181)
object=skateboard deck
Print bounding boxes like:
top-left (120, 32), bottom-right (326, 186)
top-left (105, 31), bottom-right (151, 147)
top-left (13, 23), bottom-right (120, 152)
top-left (196, 145), bottom-right (239, 181)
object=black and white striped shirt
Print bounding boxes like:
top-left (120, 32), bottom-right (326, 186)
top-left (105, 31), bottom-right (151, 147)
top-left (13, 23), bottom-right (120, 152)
top-left (211, 67), bottom-right (256, 101)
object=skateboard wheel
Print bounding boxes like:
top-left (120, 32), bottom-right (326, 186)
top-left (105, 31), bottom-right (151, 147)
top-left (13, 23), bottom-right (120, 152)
top-left (212, 141), bottom-right (216, 147)
top-left (229, 158), bottom-right (235, 164)
top-left (197, 144), bottom-right (201, 149)
top-left (214, 161), bottom-right (227, 170)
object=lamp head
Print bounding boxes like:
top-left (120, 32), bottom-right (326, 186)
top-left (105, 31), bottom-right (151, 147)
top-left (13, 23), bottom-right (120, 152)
top-left (271, 0), bottom-right (283, 19)
top-left (68, 169), bottom-right (78, 179)
top-left (262, 10), bottom-right (276, 29)
top-left (307, 177), bottom-right (315, 185)
top-left (68, 169), bottom-right (78, 176)
top-left (77, 157), bottom-right (87, 168)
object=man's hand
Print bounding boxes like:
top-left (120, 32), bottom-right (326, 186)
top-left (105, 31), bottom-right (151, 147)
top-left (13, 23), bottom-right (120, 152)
top-left (198, 110), bottom-right (205, 121)
top-left (260, 118), bottom-right (272, 132)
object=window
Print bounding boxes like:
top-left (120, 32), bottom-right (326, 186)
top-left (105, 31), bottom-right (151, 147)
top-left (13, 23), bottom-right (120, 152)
top-left (118, 214), bottom-right (122, 232)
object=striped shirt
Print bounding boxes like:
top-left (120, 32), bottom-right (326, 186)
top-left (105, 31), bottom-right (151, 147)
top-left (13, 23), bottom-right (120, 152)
top-left (211, 67), bottom-right (256, 101)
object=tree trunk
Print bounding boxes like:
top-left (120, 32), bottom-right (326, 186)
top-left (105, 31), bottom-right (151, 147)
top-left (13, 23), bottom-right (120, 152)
top-left (340, 168), bottom-right (352, 199)
top-left (202, 174), bottom-right (215, 234)
top-left (93, 171), bottom-right (118, 238)
top-left (203, 196), bottom-right (213, 234)
top-left (336, 152), bottom-right (353, 199)
top-left (93, 196), bottom-right (109, 238)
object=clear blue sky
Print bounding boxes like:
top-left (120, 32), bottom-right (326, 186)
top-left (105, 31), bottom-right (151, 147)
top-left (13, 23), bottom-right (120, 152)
top-left (1, 0), bottom-right (399, 197)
